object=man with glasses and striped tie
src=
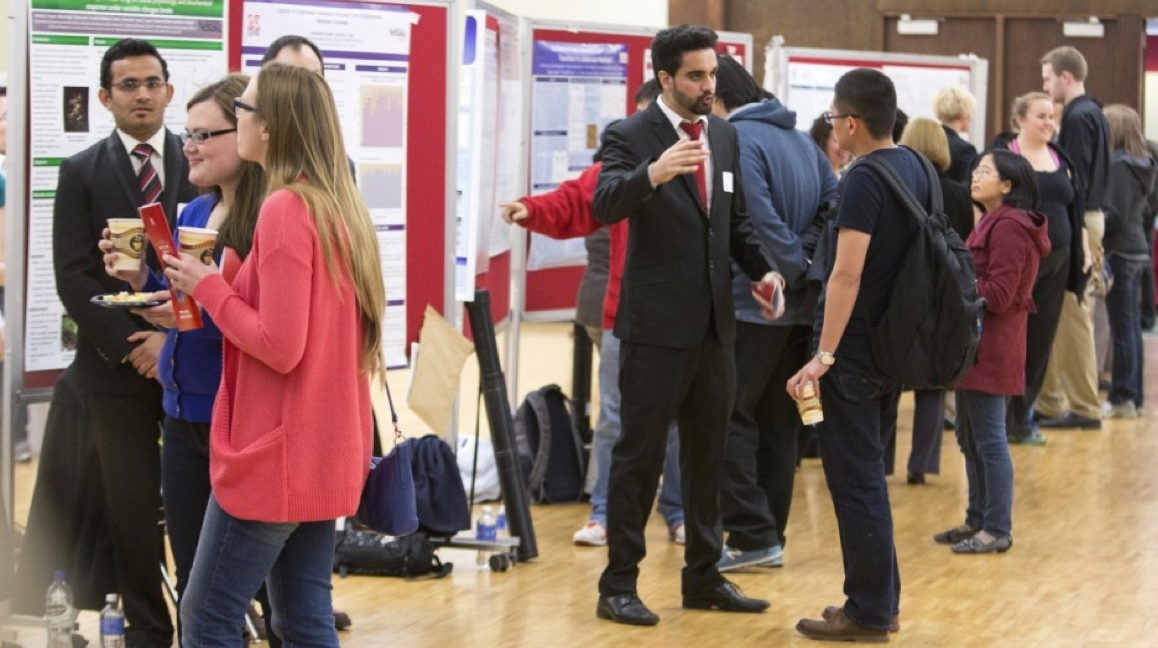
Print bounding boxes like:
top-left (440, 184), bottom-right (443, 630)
top-left (51, 37), bottom-right (196, 648)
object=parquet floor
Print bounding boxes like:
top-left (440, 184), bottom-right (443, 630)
top-left (11, 323), bottom-right (1158, 647)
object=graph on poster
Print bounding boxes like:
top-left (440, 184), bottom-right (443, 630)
top-left (361, 163), bottom-right (404, 210)
top-left (361, 85), bottom-right (405, 148)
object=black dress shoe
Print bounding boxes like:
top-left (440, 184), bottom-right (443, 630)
top-left (596, 593), bottom-right (660, 626)
top-left (1037, 412), bottom-right (1101, 430)
top-left (683, 580), bottom-right (769, 613)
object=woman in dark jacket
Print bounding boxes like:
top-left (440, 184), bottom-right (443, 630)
top-left (1101, 104), bottom-right (1158, 418)
top-left (990, 92), bottom-right (1088, 445)
top-left (897, 118), bottom-right (977, 485)
top-left (935, 150), bottom-right (1050, 554)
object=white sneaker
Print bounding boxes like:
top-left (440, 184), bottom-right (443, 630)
top-left (1102, 401), bottom-right (1138, 419)
top-left (573, 521), bottom-right (607, 546)
top-left (669, 522), bottom-right (685, 545)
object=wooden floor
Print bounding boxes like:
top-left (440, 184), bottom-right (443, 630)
top-left (11, 323), bottom-right (1158, 647)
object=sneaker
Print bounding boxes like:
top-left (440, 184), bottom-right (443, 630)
top-left (1007, 430), bottom-right (1047, 446)
top-left (717, 545), bottom-right (783, 572)
top-left (669, 522), bottom-right (685, 545)
top-left (1102, 401), bottom-right (1138, 419)
top-left (573, 521), bottom-right (607, 546)
top-left (933, 524), bottom-right (979, 545)
top-left (13, 441), bottom-right (31, 464)
top-left (951, 530), bottom-right (1012, 554)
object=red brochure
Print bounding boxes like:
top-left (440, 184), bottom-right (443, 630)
top-left (139, 202), bottom-right (204, 331)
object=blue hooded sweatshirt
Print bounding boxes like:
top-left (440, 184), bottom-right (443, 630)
top-left (728, 98), bottom-right (838, 327)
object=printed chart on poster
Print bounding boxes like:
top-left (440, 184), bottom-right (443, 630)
top-left (241, 0), bottom-right (413, 367)
top-left (25, 0), bottom-right (226, 372)
top-left (527, 40), bottom-right (627, 271)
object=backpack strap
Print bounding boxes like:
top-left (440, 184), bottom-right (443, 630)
top-left (524, 386), bottom-right (556, 500)
top-left (856, 147), bottom-right (942, 224)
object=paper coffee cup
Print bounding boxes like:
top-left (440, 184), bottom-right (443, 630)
top-left (108, 218), bottom-right (146, 271)
top-left (178, 227), bottom-right (218, 266)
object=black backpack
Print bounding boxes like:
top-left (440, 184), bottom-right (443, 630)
top-left (513, 384), bottom-right (587, 503)
top-left (333, 527), bottom-right (452, 579)
top-left (857, 150), bottom-right (985, 389)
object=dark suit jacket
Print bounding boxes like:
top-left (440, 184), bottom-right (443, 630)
top-left (593, 101), bottom-right (774, 349)
top-left (53, 129), bottom-right (198, 393)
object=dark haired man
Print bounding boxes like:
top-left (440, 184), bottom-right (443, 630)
top-left (786, 68), bottom-right (925, 642)
top-left (592, 24), bottom-right (781, 626)
top-left (53, 37), bottom-right (196, 648)
top-left (261, 34), bottom-right (324, 74)
top-left (710, 54), bottom-right (837, 572)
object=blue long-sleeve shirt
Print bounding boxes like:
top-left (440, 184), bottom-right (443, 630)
top-left (143, 194), bottom-right (223, 422)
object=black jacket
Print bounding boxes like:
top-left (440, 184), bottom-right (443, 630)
top-left (944, 125), bottom-right (979, 185)
top-left (1059, 95), bottom-right (1112, 210)
top-left (1103, 151), bottom-right (1158, 259)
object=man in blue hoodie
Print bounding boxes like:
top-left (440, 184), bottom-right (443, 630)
top-left (711, 54), bottom-right (838, 571)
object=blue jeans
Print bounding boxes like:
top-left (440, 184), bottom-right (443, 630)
top-left (955, 390), bottom-right (1014, 538)
top-left (816, 362), bottom-right (900, 632)
top-left (591, 330), bottom-right (683, 528)
top-left (1106, 255), bottom-right (1148, 408)
top-left (181, 496), bottom-right (339, 648)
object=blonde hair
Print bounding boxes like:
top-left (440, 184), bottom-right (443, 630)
top-left (1041, 46), bottom-right (1088, 83)
top-left (253, 63), bottom-right (386, 375)
top-left (932, 86), bottom-right (976, 124)
top-left (1104, 104), bottom-right (1148, 158)
top-left (1009, 91), bottom-right (1051, 132)
top-left (900, 117), bottom-right (951, 172)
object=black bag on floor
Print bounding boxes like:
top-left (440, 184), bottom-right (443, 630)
top-left (513, 384), bottom-right (587, 503)
top-left (333, 527), bottom-right (452, 579)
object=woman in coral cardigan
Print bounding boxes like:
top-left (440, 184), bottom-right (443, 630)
top-left (935, 150), bottom-right (1050, 554)
top-left (163, 63), bottom-right (385, 646)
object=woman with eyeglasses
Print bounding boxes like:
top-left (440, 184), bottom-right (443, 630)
top-left (935, 149), bottom-right (1049, 554)
top-left (988, 92), bottom-right (1087, 446)
top-left (99, 73), bottom-right (269, 644)
top-left (164, 63), bottom-right (384, 647)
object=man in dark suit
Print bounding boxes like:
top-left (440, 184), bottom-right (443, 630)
top-left (53, 38), bottom-right (196, 648)
top-left (591, 24), bottom-right (783, 626)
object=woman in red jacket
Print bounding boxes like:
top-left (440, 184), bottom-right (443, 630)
top-left (935, 150), bottom-right (1050, 554)
top-left (164, 63), bottom-right (385, 646)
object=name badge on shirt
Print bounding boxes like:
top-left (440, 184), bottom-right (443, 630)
top-left (722, 171), bottom-right (734, 194)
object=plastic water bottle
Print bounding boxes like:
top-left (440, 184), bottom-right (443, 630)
top-left (496, 505), bottom-right (508, 538)
top-left (100, 593), bottom-right (126, 648)
top-left (475, 505), bottom-right (497, 570)
top-left (45, 570), bottom-right (74, 648)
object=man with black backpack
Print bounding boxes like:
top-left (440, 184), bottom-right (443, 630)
top-left (786, 68), bottom-right (928, 643)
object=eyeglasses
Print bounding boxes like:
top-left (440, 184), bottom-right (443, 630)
top-left (110, 79), bottom-right (167, 93)
top-left (972, 166), bottom-right (997, 179)
top-left (821, 111), bottom-right (861, 124)
top-left (233, 98), bottom-right (258, 114)
top-left (180, 128), bottom-right (237, 145)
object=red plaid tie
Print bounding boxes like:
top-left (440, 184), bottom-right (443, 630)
top-left (679, 121), bottom-right (707, 208)
top-left (132, 143), bottom-right (162, 204)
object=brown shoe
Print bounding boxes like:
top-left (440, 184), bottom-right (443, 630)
top-left (798, 608), bottom-right (889, 643)
top-left (823, 605), bottom-right (899, 633)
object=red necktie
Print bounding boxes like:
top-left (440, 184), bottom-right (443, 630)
top-left (679, 121), bottom-right (707, 209)
top-left (132, 143), bottom-right (163, 204)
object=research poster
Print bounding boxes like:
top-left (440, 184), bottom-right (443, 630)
top-left (527, 40), bottom-right (627, 270)
top-left (242, 0), bottom-right (413, 367)
top-left (26, 0), bottom-right (226, 372)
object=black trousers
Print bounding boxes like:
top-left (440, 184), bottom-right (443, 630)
top-left (720, 322), bottom-right (810, 551)
top-left (86, 390), bottom-right (173, 648)
top-left (599, 335), bottom-right (733, 596)
top-left (1007, 248), bottom-right (1070, 435)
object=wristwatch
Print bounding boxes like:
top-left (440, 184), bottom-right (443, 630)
top-left (816, 350), bottom-right (836, 366)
